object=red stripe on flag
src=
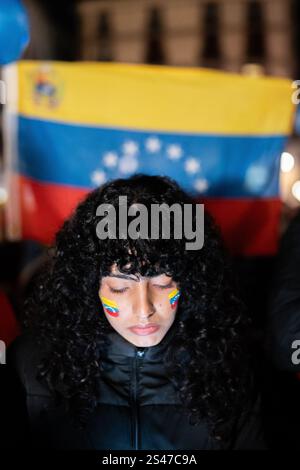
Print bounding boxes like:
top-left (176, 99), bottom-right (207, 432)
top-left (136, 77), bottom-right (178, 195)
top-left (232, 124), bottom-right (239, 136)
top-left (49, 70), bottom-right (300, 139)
top-left (17, 175), bottom-right (281, 256)
top-left (19, 175), bottom-right (89, 245)
top-left (201, 198), bottom-right (282, 256)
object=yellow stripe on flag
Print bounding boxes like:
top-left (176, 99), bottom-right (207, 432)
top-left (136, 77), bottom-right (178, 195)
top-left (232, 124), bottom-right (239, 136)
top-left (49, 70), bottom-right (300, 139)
top-left (16, 61), bottom-right (295, 135)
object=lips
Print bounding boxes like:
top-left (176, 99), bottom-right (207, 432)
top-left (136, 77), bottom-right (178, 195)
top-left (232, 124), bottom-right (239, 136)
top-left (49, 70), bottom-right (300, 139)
top-left (129, 324), bottom-right (160, 336)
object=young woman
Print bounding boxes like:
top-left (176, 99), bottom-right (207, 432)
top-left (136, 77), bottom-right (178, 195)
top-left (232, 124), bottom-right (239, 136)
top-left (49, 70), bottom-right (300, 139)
top-left (3, 174), bottom-right (264, 450)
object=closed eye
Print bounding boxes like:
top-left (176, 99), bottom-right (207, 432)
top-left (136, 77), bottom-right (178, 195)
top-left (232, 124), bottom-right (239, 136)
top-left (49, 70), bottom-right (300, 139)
top-left (109, 287), bottom-right (129, 293)
top-left (154, 282), bottom-right (174, 289)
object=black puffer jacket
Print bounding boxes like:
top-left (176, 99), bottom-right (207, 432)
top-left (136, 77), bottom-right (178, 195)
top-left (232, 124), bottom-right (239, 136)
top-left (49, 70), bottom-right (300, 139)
top-left (268, 209), bottom-right (300, 371)
top-left (2, 324), bottom-right (264, 450)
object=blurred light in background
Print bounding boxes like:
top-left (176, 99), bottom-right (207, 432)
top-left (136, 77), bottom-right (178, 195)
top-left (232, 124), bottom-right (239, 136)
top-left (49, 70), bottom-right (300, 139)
top-left (281, 151), bottom-right (295, 173)
top-left (292, 180), bottom-right (300, 202)
top-left (0, 186), bottom-right (8, 205)
top-left (241, 63), bottom-right (265, 76)
top-left (280, 143), bottom-right (300, 207)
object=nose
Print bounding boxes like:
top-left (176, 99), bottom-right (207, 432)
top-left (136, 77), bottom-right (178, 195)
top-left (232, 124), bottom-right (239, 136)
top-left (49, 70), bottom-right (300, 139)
top-left (133, 281), bottom-right (155, 323)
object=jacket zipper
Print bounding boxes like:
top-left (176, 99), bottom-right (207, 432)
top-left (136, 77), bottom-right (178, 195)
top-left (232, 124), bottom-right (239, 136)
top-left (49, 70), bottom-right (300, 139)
top-left (130, 348), bottom-right (145, 450)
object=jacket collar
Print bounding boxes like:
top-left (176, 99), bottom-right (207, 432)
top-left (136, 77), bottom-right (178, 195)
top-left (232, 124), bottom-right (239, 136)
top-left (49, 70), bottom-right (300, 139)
top-left (105, 321), bottom-right (178, 361)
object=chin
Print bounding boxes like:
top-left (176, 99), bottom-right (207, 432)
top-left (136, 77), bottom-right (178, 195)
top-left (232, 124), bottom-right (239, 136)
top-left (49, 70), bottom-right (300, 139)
top-left (128, 332), bottom-right (163, 348)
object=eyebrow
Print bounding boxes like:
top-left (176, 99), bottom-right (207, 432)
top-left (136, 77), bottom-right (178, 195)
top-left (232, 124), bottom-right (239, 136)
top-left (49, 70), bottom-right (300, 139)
top-left (108, 274), bottom-right (140, 282)
top-left (108, 274), bottom-right (173, 283)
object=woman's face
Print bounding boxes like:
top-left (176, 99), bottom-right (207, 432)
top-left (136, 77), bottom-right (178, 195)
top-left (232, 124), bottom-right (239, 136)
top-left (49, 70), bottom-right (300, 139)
top-left (98, 264), bottom-right (180, 347)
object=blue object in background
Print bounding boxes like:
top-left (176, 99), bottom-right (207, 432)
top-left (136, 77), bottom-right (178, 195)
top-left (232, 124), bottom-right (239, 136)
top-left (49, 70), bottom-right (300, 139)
top-left (0, 0), bottom-right (29, 65)
top-left (294, 105), bottom-right (300, 136)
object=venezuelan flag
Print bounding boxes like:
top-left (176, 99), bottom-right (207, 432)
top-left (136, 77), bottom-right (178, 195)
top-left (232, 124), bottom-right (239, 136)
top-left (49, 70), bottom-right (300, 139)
top-left (168, 289), bottom-right (180, 309)
top-left (3, 61), bottom-right (295, 255)
top-left (100, 296), bottom-right (119, 318)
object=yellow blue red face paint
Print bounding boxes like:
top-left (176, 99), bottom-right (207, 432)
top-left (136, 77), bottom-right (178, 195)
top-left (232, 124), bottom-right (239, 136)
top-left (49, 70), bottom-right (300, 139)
top-left (100, 296), bottom-right (119, 317)
top-left (168, 288), bottom-right (180, 309)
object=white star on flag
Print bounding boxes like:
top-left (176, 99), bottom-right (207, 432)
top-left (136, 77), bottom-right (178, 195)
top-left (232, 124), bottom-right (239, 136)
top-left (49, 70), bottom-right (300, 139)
top-left (103, 152), bottom-right (118, 168)
top-left (145, 136), bottom-right (162, 153)
top-left (122, 140), bottom-right (139, 157)
top-left (245, 165), bottom-right (268, 192)
top-left (194, 178), bottom-right (209, 193)
top-left (91, 170), bottom-right (106, 186)
top-left (166, 144), bottom-right (183, 160)
top-left (119, 156), bottom-right (139, 175)
top-left (184, 158), bottom-right (201, 174)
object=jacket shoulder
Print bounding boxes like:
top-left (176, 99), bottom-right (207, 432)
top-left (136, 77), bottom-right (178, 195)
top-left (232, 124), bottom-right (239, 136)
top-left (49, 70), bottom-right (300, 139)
top-left (7, 331), bottom-right (52, 398)
top-left (267, 210), bottom-right (300, 371)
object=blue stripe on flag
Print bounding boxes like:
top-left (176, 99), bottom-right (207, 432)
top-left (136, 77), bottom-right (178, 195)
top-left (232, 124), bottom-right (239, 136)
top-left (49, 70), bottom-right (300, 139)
top-left (17, 116), bottom-right (285, 198)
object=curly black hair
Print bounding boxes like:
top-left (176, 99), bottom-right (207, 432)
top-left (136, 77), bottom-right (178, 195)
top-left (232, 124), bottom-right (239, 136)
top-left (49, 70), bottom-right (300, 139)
top-left (23, 174), bottom-right (254, 445)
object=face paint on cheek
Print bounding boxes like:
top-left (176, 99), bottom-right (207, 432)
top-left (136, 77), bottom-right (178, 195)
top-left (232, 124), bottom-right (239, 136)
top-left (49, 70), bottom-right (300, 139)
top-left (100, 296), bottom-right (120, 318)
top-left (168, 288), bottom-right (181, 310)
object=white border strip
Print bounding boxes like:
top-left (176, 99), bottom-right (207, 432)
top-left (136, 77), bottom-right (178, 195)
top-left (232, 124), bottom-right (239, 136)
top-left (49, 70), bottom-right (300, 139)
top-left (2, 62), bottom-right (22, 241)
